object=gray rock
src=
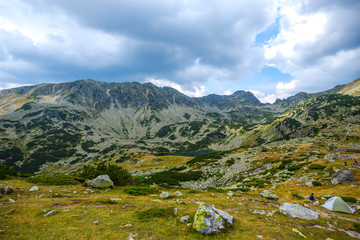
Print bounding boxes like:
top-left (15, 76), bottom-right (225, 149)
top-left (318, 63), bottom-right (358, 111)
top-left (180, 215), bottom-right (190, 223)
top-left (193, 202), bottom-right (233, 235)
top-left (331, 170), bottom-right (355, 185)
top-left (29, 186), bottom-right (39, 191)
top-left (259, 190), bottom-right (279, 200)
top-left (305, 182), bottom-right (313, 187)
top-left (279, 202), bottom-right (318, 220)
top-left (87, 175), bottom-right (114, 189)
top-left (4, 185), bottom-right (14, 195)
top-left (45, 210), bottom-right (58, 216)
top-left (9, 198), bottom-right (15, 203)
top-left (174, 191), bottom-right (184, 197)
top-left (159, 192), bottom-right (172, 199)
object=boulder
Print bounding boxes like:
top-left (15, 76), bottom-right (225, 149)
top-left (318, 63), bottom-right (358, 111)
top-left (279, 202), bottom-right (318, 220)
top-left (87, 175), bottom-right (114, 189)
top-left (4, 185), bottom-right (14, 195)
top-left (159, 192), bottom-right (172, 199)
top-left (305, 182), bottom-right (313, 187)
top-left (174, 191), bottom-right (184, 198)
top-left (193, 202), bottom-right (233, 235)
top-left (259, 190), bottom-right (279, 200)
top-left (331, 170), bottom-right (355, 185)
top-left (29, 186), bottom-right (39, 191)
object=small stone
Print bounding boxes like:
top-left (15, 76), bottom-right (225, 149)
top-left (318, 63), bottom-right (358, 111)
top-left (62, 210), bottom-right (70, 212)
top-left (4, 186), bottom-right (14, 195)
top-left (43, 209), bottom-right (51, 214)
top-left (73, 191), bottom-right (77, 194)
top-left (45, 210), bottom-right (58, 216)
top-left (180, 215), bottom-right (190, 223)
top-left (5, 209), bottom-right (15, 214)
top-left (256, 235), bottom-right (263, 239)
top-left (9, 199), bottom-right (15, 203)
top-left (93, 221), bottom-right (99, 225)
top-left (29, 186), bottom-right (39, 191)
top-left (124, 223), bottom-right (132, 227)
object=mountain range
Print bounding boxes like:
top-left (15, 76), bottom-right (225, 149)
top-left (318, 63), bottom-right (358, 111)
top-left (0, 78), bottom-right (359, 174)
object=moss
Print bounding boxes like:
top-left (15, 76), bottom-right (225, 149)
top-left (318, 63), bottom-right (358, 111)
top-left (124, 186), bottom-right (158, 196)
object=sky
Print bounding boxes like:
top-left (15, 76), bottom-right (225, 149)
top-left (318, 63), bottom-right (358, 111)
top-left (0, 0), bottom-right (359, 103)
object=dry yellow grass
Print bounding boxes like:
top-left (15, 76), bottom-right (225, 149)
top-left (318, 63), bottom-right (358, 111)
top-left (1, 177), bottom-right (359, 240)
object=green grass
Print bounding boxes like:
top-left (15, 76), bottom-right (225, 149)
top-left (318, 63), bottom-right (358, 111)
top-left (26, 174), bottom-right (79, 185)
top-left (123, 186), bottom-right (159, 196)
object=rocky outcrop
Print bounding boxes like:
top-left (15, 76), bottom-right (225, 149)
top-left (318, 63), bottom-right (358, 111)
top-left (279, 202), bottom-right (318, 220)
top-left (160, 192), bottom-right (172, 199)
top-left (193, 202), bottom-right (233, 235)
top-left (259, 190), bottom-right (279, 200)
top-left (331, 170), bottom-right (355, 185)
top-left (87, 175), bottom-right (114, 189)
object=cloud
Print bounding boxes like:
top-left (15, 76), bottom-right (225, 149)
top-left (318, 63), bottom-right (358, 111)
top-left (145, 78), bottom-right (207, 97)
top-left (0, 0), bottom-right (277, 88)
top-left (250, 80), bottom-right (298, 104)
top-left (265, 0), bottom-right (360, 93)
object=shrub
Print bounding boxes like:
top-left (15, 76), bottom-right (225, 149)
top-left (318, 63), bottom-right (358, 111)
top-left (308, 164), bottom-right (326, 170)
top-left (340, 196), bottom-right (357, 203)
top-left (124, 186), bottom-right (158, 196)
top-left (143, 170), bottom-right (202, 186)
top-left (78, 164), bottom-right (133, 186)
top-left (292, 193), bottom-right (304, 199)
top-left (312, 181), bottom-right (322, 186)
top-left (288, 165), bottom-right (302, 171)
top-left (0, 164), bottom-right (18, 179)
top-left (27, 174), bottom-right (78, 185)
top-left (136, 207), bottom-right (176, 220)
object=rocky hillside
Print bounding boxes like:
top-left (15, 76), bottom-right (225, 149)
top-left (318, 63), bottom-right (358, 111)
top-left (0, 78), bottom-right (359, 174)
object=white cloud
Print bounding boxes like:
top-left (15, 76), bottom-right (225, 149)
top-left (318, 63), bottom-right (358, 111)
top-left (250, 79), bottom-right (298, 103)
top-left (265, 0), bottom-right (360, 93)
top-left (145, 78), bottom-right (207, 97)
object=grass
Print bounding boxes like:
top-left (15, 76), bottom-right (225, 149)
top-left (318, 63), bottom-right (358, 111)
top-left (1, 178), bottom-right (359, 240)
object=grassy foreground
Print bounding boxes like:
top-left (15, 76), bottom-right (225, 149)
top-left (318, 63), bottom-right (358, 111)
top-left (1, 178), bottom-right (360, 240)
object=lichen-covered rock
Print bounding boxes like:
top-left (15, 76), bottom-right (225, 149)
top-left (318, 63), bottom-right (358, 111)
top-left (193, 202), bottom-right (233, 235)
top-left (279, 202), bottom-right (318, 220)
top-left (29, 186), bottom-right (39, 191)
top-left (174, 191), bottom-right (184, 198)
top-left (87, 175), bottom-right (114, 189)
top-left (259, 190), bottom-right (279, 200)
top-left (4, 185), bottom-right (14, 195)
top-left (331, 170), bottom-right (355, 185)
top-left (159, 192), bottom-right (172, 199)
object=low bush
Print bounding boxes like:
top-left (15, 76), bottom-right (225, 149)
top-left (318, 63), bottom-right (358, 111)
top-left (27, 174), bottom-right (78, 185)
top-left (312, 181), bottom-right (322, 186)
top-left (292, 193), bottom-right (304, 199)
top-left (78, 164), bottom-right (133, 186)
top-left (340, 196), bottom-right (357, 203)
top-left (308, 164), bottom-right (326, 170)
top-left (124, 186), bottom-right (158, 196)
top-left (0, 164), bottom-right (18, 179)
top-left (136, 207), bottom-right (176, 220)
top-left (142, 170), bottom-right (202, 186)
top-left (206, 187), bottom-right (227, 193)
